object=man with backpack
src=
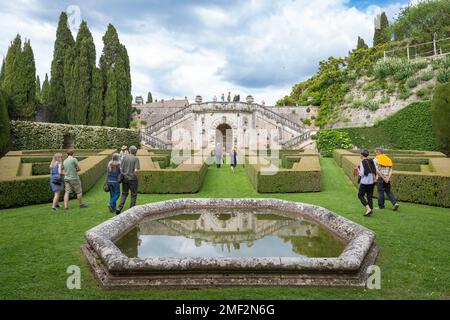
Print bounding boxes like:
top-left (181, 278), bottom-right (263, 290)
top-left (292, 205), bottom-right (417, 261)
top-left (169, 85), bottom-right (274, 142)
top-left (373, 147), bottom-right (400, 211)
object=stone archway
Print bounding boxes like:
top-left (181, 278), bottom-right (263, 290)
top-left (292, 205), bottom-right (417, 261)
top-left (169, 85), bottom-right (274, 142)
top-left (216, 123), bottom-right (233, 153)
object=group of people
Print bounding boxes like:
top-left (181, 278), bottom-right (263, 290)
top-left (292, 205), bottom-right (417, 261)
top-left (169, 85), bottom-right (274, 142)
top-left (212, 92), bottom-right (241, 103)
top-left (356, 147), bottom-right (400, 216)
top-left (214, 143), bottom-right (238, 172)
top-left (49, 145), bottom-right (140, 215)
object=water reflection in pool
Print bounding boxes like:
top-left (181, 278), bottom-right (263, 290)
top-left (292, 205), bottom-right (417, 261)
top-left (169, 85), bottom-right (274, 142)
top-left (115, 208), bottom-right (346, 258)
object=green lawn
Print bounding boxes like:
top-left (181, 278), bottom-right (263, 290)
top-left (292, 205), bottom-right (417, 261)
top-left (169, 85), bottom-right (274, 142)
top-left (1, 158), bottom-right (449, 299)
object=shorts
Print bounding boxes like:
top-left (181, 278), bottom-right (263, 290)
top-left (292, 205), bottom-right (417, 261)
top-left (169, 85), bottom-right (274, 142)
top-left (65, 179), bottom-right (82, 195)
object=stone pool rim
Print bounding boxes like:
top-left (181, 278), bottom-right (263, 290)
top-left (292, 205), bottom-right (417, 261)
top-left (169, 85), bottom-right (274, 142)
top-left (82, 198), bottom-right (378, 288)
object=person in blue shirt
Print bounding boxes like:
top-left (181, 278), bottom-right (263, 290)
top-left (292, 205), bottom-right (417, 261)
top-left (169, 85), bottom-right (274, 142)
top-left (357, 149), bottom-right (377, 216)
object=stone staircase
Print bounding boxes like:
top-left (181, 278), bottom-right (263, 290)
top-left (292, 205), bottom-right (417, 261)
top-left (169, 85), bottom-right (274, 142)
top-left (140, 102), bottom-right (311, 149)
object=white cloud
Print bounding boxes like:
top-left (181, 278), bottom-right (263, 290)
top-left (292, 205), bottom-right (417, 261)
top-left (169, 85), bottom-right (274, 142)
top-left (0, 0), bottom-right (409, 105)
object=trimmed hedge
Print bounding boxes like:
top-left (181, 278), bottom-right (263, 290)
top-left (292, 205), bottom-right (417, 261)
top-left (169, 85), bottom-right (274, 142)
top-left (139, 162), bottom-right (208, 193)
top-left (0, 150), bottom-right (113, 209)
top-left (245, 152), bottom-right (321, 193)
top-left (10, 121), bottom-right (140, 150)
top-left (328, 102), bottom-right (438, 151)
top-left (334, 150), bottom-right (450, 207)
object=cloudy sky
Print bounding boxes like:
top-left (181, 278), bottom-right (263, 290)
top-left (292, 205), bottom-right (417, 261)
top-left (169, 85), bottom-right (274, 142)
top-left (0, 0), bottom-right (415, 105)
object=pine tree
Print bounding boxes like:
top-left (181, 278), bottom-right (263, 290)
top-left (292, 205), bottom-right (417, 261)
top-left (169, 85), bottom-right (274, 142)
top-left (88, 67), bottom-right (103, 125)
top-left (356, 36), bottom-right (368, 50)
top-left (146, 91), bottom-right (153, 104)
top-left (373, 12), bottom-right (390, 46)
top-left (41, 73), bottom-right (50, 106)
top-left (49, 12), bottom-right (74, 123)
top-left (103, 69), bottom-right (117, 127)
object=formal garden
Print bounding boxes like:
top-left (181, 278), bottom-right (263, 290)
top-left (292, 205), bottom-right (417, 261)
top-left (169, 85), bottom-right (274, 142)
top-left (0, 0), bottom-right (449, 302)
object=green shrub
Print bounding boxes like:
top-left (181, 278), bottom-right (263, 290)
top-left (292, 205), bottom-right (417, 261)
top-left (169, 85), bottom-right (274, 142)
top-left (393, 65), bottom-right (414, 81)
top-left (398, 87), bottom-right (412, 100)
top-left (362, 99), bottom-right (379, 111)
top-left (386, 83), bottom-right (396, 94)
top-left (138, 163), bottom-right (207, 193)
top-left (332, 102), bottom-right (437, 151)
top-left (10, 121), bottom-right (140, 150)
top-left (367, 91), bottom-right (376, 99)
top-left (316, 130), bottom-right (353, 157)
top-left (436, 69), bottom-right (450, 83)
top-left (32, 163), bottom-right (50, 176)
top-left (412, 60), bottom-right (428, 70)
top-left (140, 120), bottom-right (148, 126)
top-left (245, 154), bottom-right (321, 193)
top-left (129, 120), bottom-right (137, 129)
top-left (0, 153), bottom-right (111, 208)
top-left (352, 99), bottom-right (362, 108)
top-left (0, 91), bottom-right (10, 156)
top-left (416, 88), bottom-right (427, 97)
top-left (419, 70), bottom-right (434, 81)
top-left (432, 82), bottom-right (450, 155)
top-left (379, 95), bottom-right (390, 104)
top-left (302, 118), bottom-right (311, 126)
top-left (406, 78), bottom-right (418, 88)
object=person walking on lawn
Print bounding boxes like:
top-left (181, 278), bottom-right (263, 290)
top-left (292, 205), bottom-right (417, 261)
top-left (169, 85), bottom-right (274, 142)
top-left (374, 147), bottom-right (400, 211)
top-left (116, 146), bottom-right (140, 214)
top-left (357, 149), bottom-right (377, 217)
top-left (106, 153), bottom-right (121, 213)
top-left (63, 150), bottom-right (88, 210)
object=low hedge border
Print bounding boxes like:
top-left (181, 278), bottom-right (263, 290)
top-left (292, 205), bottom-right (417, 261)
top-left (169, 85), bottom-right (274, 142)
top-left (0, 150), bottom-right (114, 209)
top-left (245, 151), bottom-right (321, 193)
top-left (137, 154), bottom-right (208, 194)
top-left (334, 149), bottom-right (450, 208)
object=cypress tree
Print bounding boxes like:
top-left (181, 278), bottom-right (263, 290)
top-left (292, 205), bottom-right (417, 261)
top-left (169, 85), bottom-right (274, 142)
top-left (356, 36), bottom-right (368, 50)
top-left (36, 75), bottom-right (41, 104)
top-left (65, 21), bottom-right (96, 125)
top-left (99, 24), bottom-right (132, 128)
top-left (41, 73), bottom-right (50, 106)
top-left (1, 36), bottom-right (36, 120)
top-left (103, 69), bottom-right (117, 127)
top-left (373, 12), bottom-right (390, 46)
top-left (49, 12), bottom-right (74, 123)
top-left (21, 40), bottom-right (37, 119)
top-left (0, 90), bottom-right (10, 155)
top-left (146, 92), bottom-right (153, 104)
top-left (0, 59), bottom-right (5, 86)
top-left (88, 67), bottom-right (103, 125)
top-left (1, 35), bottom-right (22, 118)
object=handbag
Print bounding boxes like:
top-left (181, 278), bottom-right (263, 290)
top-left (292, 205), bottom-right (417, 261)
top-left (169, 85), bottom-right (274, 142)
top-left (103, 181), bottom-right (110, 192)
top-left (118, 173), bottom-right (124, 183)
top-left (52, 176), bottom-right (62, 186)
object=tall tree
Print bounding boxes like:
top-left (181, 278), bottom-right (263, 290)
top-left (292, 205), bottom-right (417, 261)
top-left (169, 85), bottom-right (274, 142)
top-left (392, 0), bottom-right (450, 42)
top-left (1, 36), bottom-right (36, 120)
top-left (35, 75), bottom-right (41, 104)
top-left (103, 69), bottom-right (118, 127)
top-left (373, 12), bottom-right (390, 46)
top-left (49, 12), bottom-right (74, 123)
top-left (99, 24), bottom-right (132, 128)
top-left (356, 36), bottom-right (368, 50)
top-left (0, 90), bottom-right (10, 155)
top-left (41, 73), bottom-right (50, 106)
top-left (64, 21), bottom-right (96, 125)
top-left (88, 67), bottom-right (103, 125)
top-left (146, 91), bottom-right (153, 104)
top-left (0, 59), bottom-right (5, 86)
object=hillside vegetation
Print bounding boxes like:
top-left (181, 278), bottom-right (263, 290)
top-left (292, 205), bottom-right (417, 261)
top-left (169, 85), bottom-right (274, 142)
top-left (277, 0), bottom-right (450, 128)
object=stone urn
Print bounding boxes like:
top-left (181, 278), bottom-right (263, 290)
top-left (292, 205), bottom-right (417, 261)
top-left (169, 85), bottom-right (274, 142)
top-left (195, 95), bottom-right (202, 104)
top-left (246, 95), bottom-right (254, 104)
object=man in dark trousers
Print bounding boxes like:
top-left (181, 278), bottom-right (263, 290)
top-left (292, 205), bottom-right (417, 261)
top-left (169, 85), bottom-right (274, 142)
top-left (116, 145), bottom-right (140, 214)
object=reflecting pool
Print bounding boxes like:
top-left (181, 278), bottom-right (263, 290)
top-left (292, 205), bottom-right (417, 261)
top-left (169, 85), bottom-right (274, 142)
top-left (115, 208), bottom-right (346, 258)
